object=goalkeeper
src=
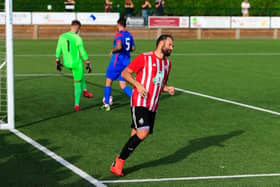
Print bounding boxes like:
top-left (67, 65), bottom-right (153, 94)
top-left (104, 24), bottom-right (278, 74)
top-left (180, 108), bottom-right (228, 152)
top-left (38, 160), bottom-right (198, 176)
top-left (55, 20), bottom-right (93, 112)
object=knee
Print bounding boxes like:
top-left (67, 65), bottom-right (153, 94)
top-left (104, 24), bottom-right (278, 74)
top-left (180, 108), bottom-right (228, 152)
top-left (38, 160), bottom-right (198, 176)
top-left (131, 129), bottom-right (137, 137)
top-left (120, 84), bottom-right (126, 90)
top-left (119, 82), bottom-right (126, 90)
top-left (105, 79), bottom-right (112, 87)
top-left (136, 130), bottom-right (149, 140)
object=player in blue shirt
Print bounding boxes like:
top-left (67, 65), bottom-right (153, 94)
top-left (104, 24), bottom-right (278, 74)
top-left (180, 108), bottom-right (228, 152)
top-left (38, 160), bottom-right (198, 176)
top-left (101, 17), bottom-right (136, 111)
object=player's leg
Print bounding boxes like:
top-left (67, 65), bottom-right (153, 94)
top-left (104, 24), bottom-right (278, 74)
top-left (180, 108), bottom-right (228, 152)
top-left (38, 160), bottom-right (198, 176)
top-left (118, 59), bottom-right (132, 97)
top-left (111, 130), bottom-right (148, 177)
top-left (111, 107), bottom-right (152, 176)
top-left (74, 80), bottom-right (82, 111)
top-left (118, 128), bottom-right (149, 161)
top-left (101, 60), bottom-right (118, 111)
top-left (100, 78), bottom-right (113, 111)
top-left (81, 73), bottom-right (94, 98)
top-left (119, 79), bottom-right (132, 97)
top-left (72, 68), bottom-right (83, 111)
top-left (130, 128), bottom-right (137, 137)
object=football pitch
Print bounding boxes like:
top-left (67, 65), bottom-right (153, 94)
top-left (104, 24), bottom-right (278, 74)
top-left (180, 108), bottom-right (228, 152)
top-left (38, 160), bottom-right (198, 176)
top-left (1, 39), bottom-right (280, 186)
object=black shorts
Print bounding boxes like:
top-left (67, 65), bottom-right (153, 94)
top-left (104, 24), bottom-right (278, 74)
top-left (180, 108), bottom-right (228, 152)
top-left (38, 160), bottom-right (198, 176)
top-left (130, 106), bottom-right (156, 134)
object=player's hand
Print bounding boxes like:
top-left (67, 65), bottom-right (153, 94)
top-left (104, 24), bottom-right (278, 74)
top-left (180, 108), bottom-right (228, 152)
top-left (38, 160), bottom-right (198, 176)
top-left (137, 84), bottom-right (147, 97)
top-left (56, 59), bottom-right (63, 72)
top-left (109, 50), bottom-right (113, 57)
top-left (86, 61), bottom-right (92, 73)
top-left (167, 86), bottom-right (175, 96)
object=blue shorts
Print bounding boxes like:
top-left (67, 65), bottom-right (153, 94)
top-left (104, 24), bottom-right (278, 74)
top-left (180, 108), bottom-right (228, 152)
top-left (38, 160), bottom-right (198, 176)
top-left (106, 54), bottom-right (130, 81)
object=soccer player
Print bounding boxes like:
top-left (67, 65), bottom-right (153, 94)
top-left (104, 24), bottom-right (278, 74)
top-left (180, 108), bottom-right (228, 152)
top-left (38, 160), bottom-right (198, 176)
top-left (100, 17), bottom-right (136, 111)
top-left (110, 34), bottom-right (175, 177)
top-left (55, 20), bottom-right (93, 112)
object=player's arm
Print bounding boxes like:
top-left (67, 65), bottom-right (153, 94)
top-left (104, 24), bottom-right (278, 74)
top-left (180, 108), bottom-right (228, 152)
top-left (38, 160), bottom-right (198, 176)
top-left (130, 36), bottom-right (136, 52)
top-left (122, 68), bottom-right (147, 97)
top-left (78, 38), bottom-right (92, 73)
top-left (163, 85), bottom-right (175, 96)
top-left (55, 37), bottom-right (62, 59)
top-left (55, 37), bottom-right (63, 71)
top-left (131, 45), bottom-right (136, 52)
top-left (110, 41), bottom-right (122, 56)
top-left (122, 54), bottom-right (147, 97)
top-left (163, 62), bottom-right (174, 95)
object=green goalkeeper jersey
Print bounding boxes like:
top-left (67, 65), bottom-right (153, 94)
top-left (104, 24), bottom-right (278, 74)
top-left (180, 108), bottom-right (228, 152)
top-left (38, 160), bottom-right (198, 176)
top-left (56, 32), bottom-right (88, 69)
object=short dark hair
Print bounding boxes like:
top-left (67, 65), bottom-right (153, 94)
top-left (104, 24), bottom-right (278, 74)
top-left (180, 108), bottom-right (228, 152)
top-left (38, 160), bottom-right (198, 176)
top-left (156, 34), bottom-right (174, 46)
top-left (117, 16), bottom-right (127, 27)
top-left (71, 20), bottom-right (81, 27)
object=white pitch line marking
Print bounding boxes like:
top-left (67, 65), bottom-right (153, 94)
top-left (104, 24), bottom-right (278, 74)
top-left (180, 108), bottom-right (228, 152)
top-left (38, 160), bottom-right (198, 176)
top-left (101, 173), bottom-right (280, 184)
top-left (14, 52), bottom-right (280, 57)
top-left (175, 88), bottom-right (280, 116)
top-left (0, 61), bottom-right (6, 70)
top-left (10, 129), bottom-right (106, 187)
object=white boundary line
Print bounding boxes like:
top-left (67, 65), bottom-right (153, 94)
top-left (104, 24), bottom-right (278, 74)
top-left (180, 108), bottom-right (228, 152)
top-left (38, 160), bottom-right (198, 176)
top-left (0, 61), bottom-right (6, 70)
top-left (10, 129), bottom-right (107, 187)
top-left (13, 52), bottom-right (280, 57)
top-left (175, 88), bottom-right (280, 116)
top-left (100, 173), bottom-right (280, 184)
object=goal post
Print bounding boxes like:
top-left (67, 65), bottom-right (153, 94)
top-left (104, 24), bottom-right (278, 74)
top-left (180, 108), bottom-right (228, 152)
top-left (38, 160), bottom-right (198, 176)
top-left (0, 0), bottom-right (14, 129)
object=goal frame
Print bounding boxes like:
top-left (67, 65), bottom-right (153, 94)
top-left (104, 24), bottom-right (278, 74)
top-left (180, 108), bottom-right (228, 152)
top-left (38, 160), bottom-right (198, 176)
top-left (0, 0), bottom-right (14, 129)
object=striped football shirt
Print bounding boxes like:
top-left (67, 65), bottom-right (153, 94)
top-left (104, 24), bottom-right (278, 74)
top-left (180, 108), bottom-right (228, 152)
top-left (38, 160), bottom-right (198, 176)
top-left (128, 51), bottom-right (171, 112)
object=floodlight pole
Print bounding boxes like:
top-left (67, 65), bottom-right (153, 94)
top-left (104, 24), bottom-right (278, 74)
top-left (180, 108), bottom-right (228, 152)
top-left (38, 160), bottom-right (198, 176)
top-left (5, 0), bottom-right (15, 129)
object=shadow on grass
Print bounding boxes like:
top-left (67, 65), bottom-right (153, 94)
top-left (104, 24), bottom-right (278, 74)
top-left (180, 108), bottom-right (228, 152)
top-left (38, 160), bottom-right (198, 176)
top-left (122, 130), bottom-right (244, 176)
top-left (0, 131), bottom-right (95, 187)
top-left (16, 101), bottom-right (102, 129)
top-left (15, 76), bottom-right (51, 83)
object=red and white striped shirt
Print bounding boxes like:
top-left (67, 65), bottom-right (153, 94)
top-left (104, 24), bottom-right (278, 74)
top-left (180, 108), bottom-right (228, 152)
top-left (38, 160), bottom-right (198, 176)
top-left (128, 51), bottom-right (171, 112)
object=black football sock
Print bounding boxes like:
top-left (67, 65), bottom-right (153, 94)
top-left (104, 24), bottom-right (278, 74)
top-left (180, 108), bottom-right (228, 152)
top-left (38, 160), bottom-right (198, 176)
top-left (119, 134), bottom-right (142, 160)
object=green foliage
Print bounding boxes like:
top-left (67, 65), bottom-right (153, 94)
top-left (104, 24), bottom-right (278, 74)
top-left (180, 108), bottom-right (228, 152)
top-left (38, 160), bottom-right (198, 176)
top-left (10, 0), bottom-right (280, 16)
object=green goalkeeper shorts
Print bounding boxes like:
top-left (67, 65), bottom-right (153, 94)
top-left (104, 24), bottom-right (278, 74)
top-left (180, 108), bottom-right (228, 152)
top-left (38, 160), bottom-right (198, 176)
top-left (71, 63), bottom-right (84, 81)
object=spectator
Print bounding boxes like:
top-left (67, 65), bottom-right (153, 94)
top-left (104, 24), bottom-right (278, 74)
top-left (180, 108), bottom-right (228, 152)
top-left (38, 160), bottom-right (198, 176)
top-left (125, 0), bottom-right (134, 17)
top-left (105, 0), bottom-right (113, 12)
top-left (142, 0), bottom-right (151, 25)
top-left (64, 0), bottom-right (75, 12)
top-left (241, 0), bottom-right (250, 16)
top-left (155, 0), bottom-right (164, 16)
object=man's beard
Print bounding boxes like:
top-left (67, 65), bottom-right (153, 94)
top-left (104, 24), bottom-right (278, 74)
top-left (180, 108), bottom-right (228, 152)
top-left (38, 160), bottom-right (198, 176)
top-left (162, 47), bottom-right (172, 57)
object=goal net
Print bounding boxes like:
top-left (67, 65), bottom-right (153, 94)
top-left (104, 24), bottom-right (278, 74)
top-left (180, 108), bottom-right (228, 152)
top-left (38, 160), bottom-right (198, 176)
top-left (0, 0), bottom-right (14, 129)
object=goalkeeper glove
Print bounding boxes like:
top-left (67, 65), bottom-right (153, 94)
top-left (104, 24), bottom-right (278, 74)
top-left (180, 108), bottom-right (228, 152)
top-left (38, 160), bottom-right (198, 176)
top-left (56, 59), bottom-right (63, 72)
top-left (86, 62), bottom-right (92, 73)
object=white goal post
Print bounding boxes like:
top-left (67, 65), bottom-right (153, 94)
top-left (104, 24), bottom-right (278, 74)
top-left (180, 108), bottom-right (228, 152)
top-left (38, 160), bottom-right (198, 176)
top-left (0, 0), bottom-right (14, 129)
